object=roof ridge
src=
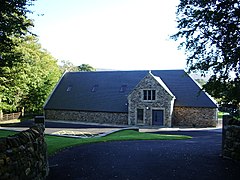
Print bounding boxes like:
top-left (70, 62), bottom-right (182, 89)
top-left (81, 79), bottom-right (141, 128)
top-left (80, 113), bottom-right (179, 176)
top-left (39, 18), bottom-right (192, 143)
top-left (67, 69), bottom-right (185, 74)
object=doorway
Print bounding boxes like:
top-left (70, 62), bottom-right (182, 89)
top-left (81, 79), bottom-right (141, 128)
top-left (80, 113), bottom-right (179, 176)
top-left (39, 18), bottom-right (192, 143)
top-left (152, 110), bottom-right (164, 126)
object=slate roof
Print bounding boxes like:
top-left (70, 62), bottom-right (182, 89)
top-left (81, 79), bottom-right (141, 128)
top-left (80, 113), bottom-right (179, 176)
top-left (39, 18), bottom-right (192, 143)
top-left (44, 70), bottom-right (217, 113)
top-left (151, 72), bottom-right (175, 98)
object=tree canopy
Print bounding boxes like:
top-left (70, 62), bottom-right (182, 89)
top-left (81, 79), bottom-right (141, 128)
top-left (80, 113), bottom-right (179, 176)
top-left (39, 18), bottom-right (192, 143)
top-left (59, 60), bottom-right (78, 72)
top-left (0, 36), bottom-right (61, 113)
top-left (77, 64), bottom-right (96, 72)
top-left (0, 0), bottom-right (35, 59)
top-left (0, 0), bottom-right (62, 114)
top-left (172, 0), bottom-right (240, 109)
top-left (59, 61), bottom-right (96, 72)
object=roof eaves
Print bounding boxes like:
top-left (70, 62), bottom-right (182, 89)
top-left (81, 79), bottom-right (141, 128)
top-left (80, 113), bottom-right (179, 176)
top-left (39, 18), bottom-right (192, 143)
top-left (43, 71), bottom-right (68, 109)
top-left (150, 72), bottom-right (175, 98)
top-left (188, 73), bottom-right (218, 108)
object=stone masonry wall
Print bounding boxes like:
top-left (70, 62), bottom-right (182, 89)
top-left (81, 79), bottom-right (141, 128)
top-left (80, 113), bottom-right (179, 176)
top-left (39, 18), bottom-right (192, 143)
top-left (172, 107), bottom-right (217, 127)
top-left (0, 124), bottom-right (49, 180)
top-left (128, 73), bottom-right (175, 127)
top-left (222, 115), bottom-right (240, 161)
top-left (45, 110), bottom-right (128, 125)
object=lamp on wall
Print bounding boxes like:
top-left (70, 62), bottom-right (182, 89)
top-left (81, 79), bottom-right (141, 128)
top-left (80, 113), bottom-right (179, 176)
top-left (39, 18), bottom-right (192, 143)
top-left (146, 106), bottom-right (150, 110)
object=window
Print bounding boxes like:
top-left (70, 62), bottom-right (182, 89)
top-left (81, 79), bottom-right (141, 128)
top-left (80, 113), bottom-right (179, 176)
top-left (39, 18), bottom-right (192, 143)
top-left (66, 86), bottom-right (72, 92)
top-left (143, 90), bottom-right (156, 100)
top-left (119, 85), bottom-right (127, 93)
top-left (91, 84), bottom-right (99, 92)
top-left (137, 109), bottom-right (144, 124)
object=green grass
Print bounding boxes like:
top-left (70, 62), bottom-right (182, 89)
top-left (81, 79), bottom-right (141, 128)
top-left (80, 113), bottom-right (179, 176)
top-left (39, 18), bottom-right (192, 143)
top-left (0, 130), bottom-right (191, 156)
top-left (218, 111), bottom-right (240, 120)
top-left (0, 130), bottom-right (17, 137)
top-left (218, 111), bottom-right (227, 119)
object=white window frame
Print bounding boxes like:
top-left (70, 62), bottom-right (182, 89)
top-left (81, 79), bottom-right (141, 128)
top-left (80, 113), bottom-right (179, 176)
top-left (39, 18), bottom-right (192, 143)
top-left (143, 90), bottom-right (156, 101)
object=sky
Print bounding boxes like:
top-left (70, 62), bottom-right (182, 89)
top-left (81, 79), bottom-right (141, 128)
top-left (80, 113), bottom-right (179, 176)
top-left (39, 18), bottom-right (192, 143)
top-left (28, 0), bottom-right (186, 70)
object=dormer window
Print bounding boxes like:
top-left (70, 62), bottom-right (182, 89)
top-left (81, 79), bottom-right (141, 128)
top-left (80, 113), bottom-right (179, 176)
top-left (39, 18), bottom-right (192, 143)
top-left (66, 86), bottom-right (72, 92)
top-left (119, 85), bottom-right (127, 93)
top-left (143, 90), bottom-right (156, 100)
top-left (91, 84), bottom-right (99, 92)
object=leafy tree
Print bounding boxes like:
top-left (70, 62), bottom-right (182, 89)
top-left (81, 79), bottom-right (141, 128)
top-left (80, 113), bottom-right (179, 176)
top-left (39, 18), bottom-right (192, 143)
top-left (0, 1), bottom-right (62, 115)
top-left (78, 64), bottom-right (96, 72)
top-left (20, 36), bottom-right (61, 113)
top-left (0, 0), bottom-right (36, 117)
top-left (0, 0), bottom-right (35, 66)
top-left (0, 36), bottom-right (61, 114)
top-left (0, 0), bottom-right (35, 41)
top-left (172, 0), bottom-right (240, 110)
top-left (59, 60), bottom-right (78, 72)
top-left (59, 62), bottom-right (95, 72)
top-left (0, 37), bottom-right (30, 112)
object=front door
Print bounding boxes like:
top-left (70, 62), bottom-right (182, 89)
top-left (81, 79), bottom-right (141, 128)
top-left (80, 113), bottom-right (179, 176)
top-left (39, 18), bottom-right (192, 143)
top-left (152, 110), bottom-right (164, 126)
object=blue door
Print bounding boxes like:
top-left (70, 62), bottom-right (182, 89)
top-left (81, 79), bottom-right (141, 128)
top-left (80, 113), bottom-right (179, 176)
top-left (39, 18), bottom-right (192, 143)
top-left (152, 110), bottom-right (164, 126)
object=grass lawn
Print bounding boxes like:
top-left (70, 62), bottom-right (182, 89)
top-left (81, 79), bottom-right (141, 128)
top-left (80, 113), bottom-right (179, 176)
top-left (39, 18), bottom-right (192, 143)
top-left (0, 129), bottom-right (17, 137)
top-left (0, 129), bottom-right (191, 156)
top-left (218, 111), bottom-right (229, 119)
top-left (218, 111), bottom-right (240, 120)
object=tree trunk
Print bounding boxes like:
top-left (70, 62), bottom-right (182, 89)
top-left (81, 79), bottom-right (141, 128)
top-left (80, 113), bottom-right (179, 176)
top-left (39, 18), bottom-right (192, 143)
top-left (21, 107), bottom-right (25, 117)
top-left (0, 110), bottom-right (2, 120)
top-left (0, 98), bottom-right (3, 120)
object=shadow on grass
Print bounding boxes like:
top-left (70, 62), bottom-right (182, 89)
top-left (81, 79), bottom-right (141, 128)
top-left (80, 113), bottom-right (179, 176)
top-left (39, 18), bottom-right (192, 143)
top-left (0, 129), bottom-right (192, 156)
top-left (46, 130), bottom-right (192, 156)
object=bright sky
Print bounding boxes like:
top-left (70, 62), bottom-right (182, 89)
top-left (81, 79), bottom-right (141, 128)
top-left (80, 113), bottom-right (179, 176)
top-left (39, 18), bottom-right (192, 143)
top-left (29, 0), bottom-right (186, 70)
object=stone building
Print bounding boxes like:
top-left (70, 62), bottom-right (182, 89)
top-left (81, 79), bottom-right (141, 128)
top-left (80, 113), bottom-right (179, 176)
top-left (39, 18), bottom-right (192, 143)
top-left (44, 70), bottom-right (218, 127)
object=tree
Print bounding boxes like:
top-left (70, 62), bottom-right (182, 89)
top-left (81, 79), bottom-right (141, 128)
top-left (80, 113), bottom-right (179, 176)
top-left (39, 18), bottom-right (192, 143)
top-left (172, 0), bottom-right (240, 110)
top-left (0, 37), bottom-right (30, 112)
top-left (0, 0), bottom-right (36, 117)
top-left (77, 64), bottom-right (96, 72)
top-left (0, 0), bottom-right (35, 67)
top-left (0, 36), bottom-right (61, 114)
top-left (59, 60), bottom-right (78, 72)
top-left (59, 62), bottom-right (96, 72)
top-left (19, 36), bottom-right (61, 113)
top-left (0, 0), bottom-right (35, 45)
top-left (0, 1), bottom-right (62, 115)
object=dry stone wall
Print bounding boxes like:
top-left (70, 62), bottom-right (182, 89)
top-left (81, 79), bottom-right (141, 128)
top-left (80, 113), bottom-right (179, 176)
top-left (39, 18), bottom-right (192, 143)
top-left (173, 107), bottom-right (217, 127)
top-left (0, 124), bottom-right (48, 180)
top-left (45, 110), bottom-right (128, 125)
top-left (222, 115), bottom-right (240, 161)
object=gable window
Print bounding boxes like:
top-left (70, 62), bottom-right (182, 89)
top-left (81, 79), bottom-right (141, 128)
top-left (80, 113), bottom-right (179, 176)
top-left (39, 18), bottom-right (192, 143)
top-left (143, 90), bottom-right (156, 100)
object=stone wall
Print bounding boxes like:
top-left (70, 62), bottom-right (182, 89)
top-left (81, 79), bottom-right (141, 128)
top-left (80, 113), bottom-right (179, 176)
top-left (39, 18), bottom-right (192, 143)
top-left (172, 107), bottom-right (217, 127)
top-left (222, 115), bottom-right (240, 161)
top-left (0, 124), bottom-right (49, 180)
top-left (128, 73), bottom-right (175, 127)
top-left (45, 109), bottom-right (128, 125)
